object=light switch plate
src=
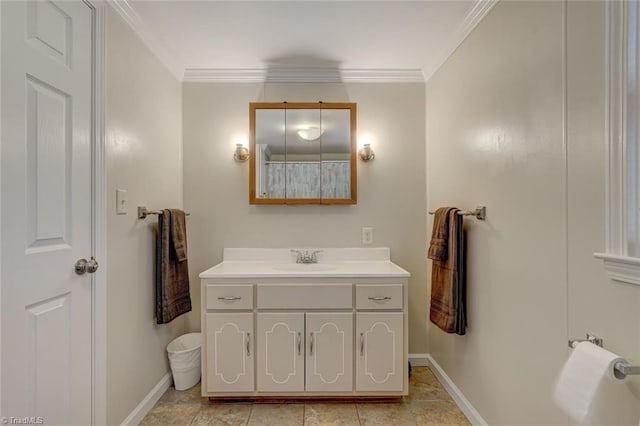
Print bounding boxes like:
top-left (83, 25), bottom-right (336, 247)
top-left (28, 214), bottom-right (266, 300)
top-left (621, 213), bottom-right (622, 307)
top-left (116, 189), bottom-right (127, 215)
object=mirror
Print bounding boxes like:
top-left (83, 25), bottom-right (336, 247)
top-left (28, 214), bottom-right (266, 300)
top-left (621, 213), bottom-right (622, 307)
top-left (250, 102), bottom-right (357, 205)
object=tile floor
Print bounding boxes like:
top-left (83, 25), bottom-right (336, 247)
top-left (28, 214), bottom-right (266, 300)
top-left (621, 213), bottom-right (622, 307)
top-left (140, 367), bottom-right (470, 426)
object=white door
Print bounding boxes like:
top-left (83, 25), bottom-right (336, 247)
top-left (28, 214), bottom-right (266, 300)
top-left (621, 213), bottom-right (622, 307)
top-left (206, 313), bottom-right (254, 392)
top-left (306, 313), bottom-right (353, 392)
top-left (1, 1), bottom-right (94, 424)
top-left (356, 312), bottom-right (403, 392)
top-left (257, 313), bottom-right (304, 392)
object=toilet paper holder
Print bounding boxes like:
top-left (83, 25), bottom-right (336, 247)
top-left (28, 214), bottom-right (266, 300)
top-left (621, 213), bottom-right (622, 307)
top-left (568, 333), bottom-right (640, 378)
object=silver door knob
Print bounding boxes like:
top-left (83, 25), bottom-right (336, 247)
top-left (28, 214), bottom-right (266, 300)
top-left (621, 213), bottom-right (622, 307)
top-left (75, 257), bottom-right (99, 275)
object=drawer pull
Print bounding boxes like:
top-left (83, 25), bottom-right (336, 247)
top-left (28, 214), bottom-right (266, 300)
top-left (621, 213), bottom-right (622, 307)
top-left (297, 332), bottom-right (302, 355)
top-left (218, 296), bottom-right (242, 301)
top-left (246, 332), bottom-right (251, 356)
top-left (368, 296), bottom-right (392, 301)
top-left (360, 333), bottom-right (364, 356)
top-left (310, 332), bottom-right (314, 356)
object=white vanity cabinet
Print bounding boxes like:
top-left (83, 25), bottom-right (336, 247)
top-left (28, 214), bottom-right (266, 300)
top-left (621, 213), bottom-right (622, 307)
top-left (355, 284), bottom-right (404, 392)
top-left (256, 283), bottom-right (354, 393)
top-left (203, 284), bottom-right (255, 393)
top-left (256, 311), bottom-right (354, 393)
top-left (199, 247), bottom-right (410, 399)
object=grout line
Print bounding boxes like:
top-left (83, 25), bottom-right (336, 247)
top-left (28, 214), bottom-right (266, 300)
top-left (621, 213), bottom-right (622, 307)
top-left (246, 403), bottom-right (253, 425)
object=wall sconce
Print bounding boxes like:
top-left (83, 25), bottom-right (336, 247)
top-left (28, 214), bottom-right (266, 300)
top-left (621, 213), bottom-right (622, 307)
top-left (234, 144), bottom-right (249, 162)
top-left (358, 144), bottom-right (375, 161)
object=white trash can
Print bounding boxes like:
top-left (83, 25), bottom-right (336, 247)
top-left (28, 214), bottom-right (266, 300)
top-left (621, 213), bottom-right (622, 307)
top-left (166, 332), bottom-right (201, 391)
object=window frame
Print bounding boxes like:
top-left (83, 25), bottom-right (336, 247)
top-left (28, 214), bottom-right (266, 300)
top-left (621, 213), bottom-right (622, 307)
top-left (595, 0), bottom-right (640, 286)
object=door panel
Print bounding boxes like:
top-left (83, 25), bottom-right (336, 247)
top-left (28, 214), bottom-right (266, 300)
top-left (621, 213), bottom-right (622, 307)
top-left (1, 1), bottom-right (94, 423)
top-left (257, 313), bottom-right (304, 392)
top-left (356, 312), bottom-right (403, 392)
top-left (26, 75), bottom-right (72, 251)
top-left (206, 313), bottom-right (254, 392)
top-left (306, 313), bottom-right (353, 392)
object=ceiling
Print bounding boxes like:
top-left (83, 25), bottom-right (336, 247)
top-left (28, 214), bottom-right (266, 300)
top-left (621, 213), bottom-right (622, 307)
top-left (111, 0), bottom-right (496, 82)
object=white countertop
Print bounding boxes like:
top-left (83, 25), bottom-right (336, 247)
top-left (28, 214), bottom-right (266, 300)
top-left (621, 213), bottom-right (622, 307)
top-left (198, 247), bottom-right (411, 279)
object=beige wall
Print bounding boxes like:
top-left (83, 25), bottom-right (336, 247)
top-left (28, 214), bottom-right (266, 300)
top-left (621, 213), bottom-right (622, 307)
top-left (182, 82), bottom-right (429, 353)
top-left (427, 1), bottom-right (640, 424)
top-left (106, 9), bottom-right (185, 425)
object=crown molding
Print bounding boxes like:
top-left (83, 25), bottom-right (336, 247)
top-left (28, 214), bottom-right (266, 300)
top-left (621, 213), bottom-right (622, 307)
top-left (107, 0), bottom-right (495, 84)
top-left (422, 0), bottom-right (499, 82)
top-left (106, 0), bottom-right (183, 81)
top-left (183, 68), bottom-right (425, 83)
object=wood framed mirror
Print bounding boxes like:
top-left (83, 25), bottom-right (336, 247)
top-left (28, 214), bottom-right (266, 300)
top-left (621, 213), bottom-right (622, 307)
top-left (249, 102), bottom-right (357, 205)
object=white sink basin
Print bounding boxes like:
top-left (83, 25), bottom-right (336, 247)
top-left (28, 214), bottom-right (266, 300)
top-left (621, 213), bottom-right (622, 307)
top-left (272, 264), bottom-right (338, 272)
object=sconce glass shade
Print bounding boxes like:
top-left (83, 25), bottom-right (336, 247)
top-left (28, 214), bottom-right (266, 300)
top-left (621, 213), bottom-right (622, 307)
top-left (358, 144), bottom-right (375, 161)
top-left (297, 127), bottom-right (323, 141)
top-left (234, 144), bottom-right (249, 162)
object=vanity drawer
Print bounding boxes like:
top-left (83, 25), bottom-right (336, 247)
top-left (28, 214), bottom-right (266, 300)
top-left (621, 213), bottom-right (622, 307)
top-left (206, 285), bottom-right (253, 310)
top-left (356, 284), bottom-right (403, 310)
top-left (257, 283), bottom-right (352, 309)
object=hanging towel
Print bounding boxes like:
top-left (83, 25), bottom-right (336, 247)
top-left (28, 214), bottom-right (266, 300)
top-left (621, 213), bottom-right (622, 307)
top-left (427, 207), bottom-right (452, 261)
top-left (156, 209), bottom-right (192, 324)
top-left (170, 209), bottom-right (188, 262)
top-left (428, 208), bottom-right (467, 335)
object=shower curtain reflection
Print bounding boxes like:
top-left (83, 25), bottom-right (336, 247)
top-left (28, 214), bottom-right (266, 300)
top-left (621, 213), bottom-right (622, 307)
top-left (265, 161), bottom-right (350, 199)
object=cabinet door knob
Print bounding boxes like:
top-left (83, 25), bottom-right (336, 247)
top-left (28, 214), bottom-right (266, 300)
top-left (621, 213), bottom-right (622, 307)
top-left (297, 332), bottom-right (302, 355)
top-left (310, 332), bottom-right (314, 356)
top-left (246, 332), bottom-right (251, 356)
top-left (368, 296), bottom-right (391, 301)
top-left (360, 333), bottom-right (365, 356)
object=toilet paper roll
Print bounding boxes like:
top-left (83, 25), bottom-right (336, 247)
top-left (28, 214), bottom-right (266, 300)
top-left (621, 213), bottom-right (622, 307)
top-left (554, 342), bottom-right (628, 423)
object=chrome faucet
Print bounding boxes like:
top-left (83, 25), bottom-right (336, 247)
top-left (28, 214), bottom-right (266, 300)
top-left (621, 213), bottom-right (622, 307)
top-left (290, 249), bottom-right (323, 264)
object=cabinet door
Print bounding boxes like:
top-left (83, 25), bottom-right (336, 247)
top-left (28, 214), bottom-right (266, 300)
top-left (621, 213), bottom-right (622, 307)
top-left (206, 313), bottom-right (254, 392)
top-left (306, 313), bottom-right (353, 392)
top-left (356, 312), bottom-right (403, 391)
top-left (257, 313), bottom-right (304, 392)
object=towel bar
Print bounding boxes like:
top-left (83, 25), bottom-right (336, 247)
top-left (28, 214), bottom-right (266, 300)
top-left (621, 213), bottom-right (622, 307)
top-left (137, 206), bottom-right (191, 220)
top-left (568, 333), bottom-right (640, 378)
top-left (428, 206), bottom-right (486, 221)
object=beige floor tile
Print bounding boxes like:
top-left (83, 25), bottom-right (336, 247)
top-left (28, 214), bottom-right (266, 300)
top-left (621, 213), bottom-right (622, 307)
top-left (158, 382), bottom-right (205, 405)
top-left (141, 367), bottom-right (471, 426)
top-left (406, 369), bottom-right (451, 403)
top-left (190, 403), bottom-right (252, 426)
top-left (139, 402), bottom-right (201, 426)
top-left (304, 403), bottom-right (359, 426)
top-left (410, 367), bottom-right (438, 384)
top-left (356, 402), bottom-right (417, 426)
top-left (247, 403), bottom-right (304, 426)
top-left (412, 400), bottom-right (470, 426)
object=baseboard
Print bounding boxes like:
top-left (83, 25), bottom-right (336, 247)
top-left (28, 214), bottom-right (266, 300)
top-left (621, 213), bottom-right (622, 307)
top-left (408, 353), bottom-right (430, 367)
top-left (426, 355), bottom-right (488, 426)
top-left (120, 372), bottom-right (172, 426)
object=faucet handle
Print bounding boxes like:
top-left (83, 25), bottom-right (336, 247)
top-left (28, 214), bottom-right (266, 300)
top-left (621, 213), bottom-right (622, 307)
top-left (310, 250), bottom-right (323, 262)
top-left (290, 249), bottom-right (303, 263)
